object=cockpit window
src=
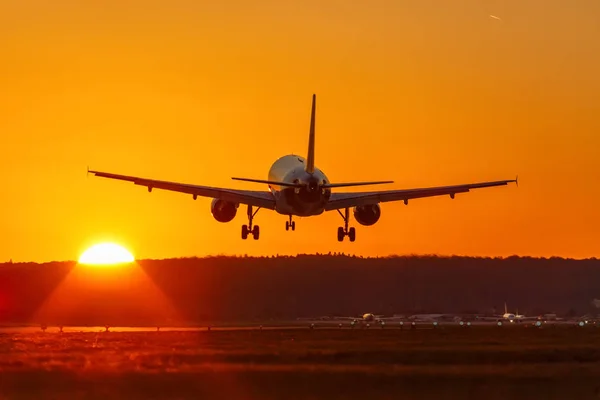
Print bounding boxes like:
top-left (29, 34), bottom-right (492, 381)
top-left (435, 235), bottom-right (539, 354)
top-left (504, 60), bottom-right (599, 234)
top-left (298, 158), bottom-right (303, 163)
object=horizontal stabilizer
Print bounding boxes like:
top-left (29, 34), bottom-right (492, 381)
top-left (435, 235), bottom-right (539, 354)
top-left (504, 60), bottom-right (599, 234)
top-left (322, 180), bottom-right (394, 189)
top-left (232, 177), bottom-right (394, 189)
top-left (231, 177), bottom-right (301, 187)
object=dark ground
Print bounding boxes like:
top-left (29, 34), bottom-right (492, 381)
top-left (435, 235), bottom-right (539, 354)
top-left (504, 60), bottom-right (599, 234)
top-left (4, 255), bottom-right (600, 326)
top-left (1, 325), bottom-right (600, 399)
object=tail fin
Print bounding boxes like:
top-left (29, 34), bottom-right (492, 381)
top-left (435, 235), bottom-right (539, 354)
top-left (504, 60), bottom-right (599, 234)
top-left (504, 302), bottom-right (508, 314)
top-left (305, 94), bottom-right (316, 174)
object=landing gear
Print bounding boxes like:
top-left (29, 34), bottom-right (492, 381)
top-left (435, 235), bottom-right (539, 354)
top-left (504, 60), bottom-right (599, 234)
top-left (336, 208), bottom-right (356, 242)
top-left (285, 215), bottom-right (296, 231)
top-left (348, 227), bottom-right (356, 242)
top-left (241, 225), bottom-right (259, 240)
top-left (242, 205), bottom-right (260, 240)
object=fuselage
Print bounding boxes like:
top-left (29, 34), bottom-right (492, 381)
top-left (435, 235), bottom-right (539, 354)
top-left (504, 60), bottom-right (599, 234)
top-left (348, 313), bottom-right (378, 325)
top-left (362, 313), bottom-right (376, 322)
top-left (267, 155), bottom-right (331, 216)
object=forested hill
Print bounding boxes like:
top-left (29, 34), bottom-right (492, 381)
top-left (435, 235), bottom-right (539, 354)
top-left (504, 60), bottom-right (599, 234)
top-left (1, 255), bottom-right (599, 325)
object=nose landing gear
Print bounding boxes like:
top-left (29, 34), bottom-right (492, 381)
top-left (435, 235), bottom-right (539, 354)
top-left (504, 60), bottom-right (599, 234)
top-left (241, 205), bottom-right (261, 240)
top-left (285, 215), bottom-right (296, 231)
top-left (336, 208), bottom-right (356, 242)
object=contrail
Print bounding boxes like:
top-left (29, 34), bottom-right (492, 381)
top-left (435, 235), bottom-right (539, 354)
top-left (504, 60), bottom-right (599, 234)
top-left (489, 14), bottom-right (503, 21)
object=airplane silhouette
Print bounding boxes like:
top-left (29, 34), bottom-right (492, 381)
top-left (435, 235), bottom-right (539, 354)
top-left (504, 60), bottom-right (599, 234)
top-left (89, 94), bottom-right (517, 241)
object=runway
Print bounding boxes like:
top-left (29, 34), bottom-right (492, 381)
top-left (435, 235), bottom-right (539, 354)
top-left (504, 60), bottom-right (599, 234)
top-left (0, 318), bottom-right (593, 334)
top-left (1, 324), bottom-right (600, 399)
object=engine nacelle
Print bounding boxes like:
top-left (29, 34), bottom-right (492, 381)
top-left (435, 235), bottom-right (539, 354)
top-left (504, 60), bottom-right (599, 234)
top-left (211, 198), bottom-right (238, 223)
top-left (353, 204), bottom-right (381, 226)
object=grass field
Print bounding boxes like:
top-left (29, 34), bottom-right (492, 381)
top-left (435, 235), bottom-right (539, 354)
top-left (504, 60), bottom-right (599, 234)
top-left (1, 326), bottom-right (600, 399)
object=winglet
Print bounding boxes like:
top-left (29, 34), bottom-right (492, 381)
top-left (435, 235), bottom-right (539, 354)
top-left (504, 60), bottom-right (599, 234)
top-left (87, 166), bottom-right (89, 178)
top-left (305, 94), bottom-right (316, 174)
top-left (515, 175), bottom-right (519, 187)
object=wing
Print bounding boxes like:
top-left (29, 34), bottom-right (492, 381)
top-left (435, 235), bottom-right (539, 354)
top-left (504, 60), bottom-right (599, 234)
top-left (88, 170), bottom-right (276, 209)
top-left (325, 178), bottom-right (517, 211)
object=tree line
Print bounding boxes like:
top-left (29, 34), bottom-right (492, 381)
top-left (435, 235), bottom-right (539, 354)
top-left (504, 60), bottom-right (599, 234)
top-left (0, 254), bottom-right (599, 325)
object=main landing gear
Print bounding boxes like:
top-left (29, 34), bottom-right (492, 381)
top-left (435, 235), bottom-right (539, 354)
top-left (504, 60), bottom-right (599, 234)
top-left (285, 215), bottom-right (296, 231)
top-left (336, 208), bottom-right (356, 242)
top-left (242, 205), bottom-right (260, 240)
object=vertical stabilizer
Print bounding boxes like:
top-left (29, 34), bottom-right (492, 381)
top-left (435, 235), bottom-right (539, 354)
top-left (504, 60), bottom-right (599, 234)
top-left (306, 94), bottom-right (316, 174)
top-left (504, 302), bottom-right (508, 314)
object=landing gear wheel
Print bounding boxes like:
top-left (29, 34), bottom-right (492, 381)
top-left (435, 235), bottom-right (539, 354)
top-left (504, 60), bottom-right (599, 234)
top-left (286, 215), bottom-right (296, 232)
top-left (337, 227), bottom-right (345, 242)
top-left (252, 225), bottom-right (260, 240)
top-left (242, 225), bottom-right (249, 240)
top-left (348, 227), bottom-right (356, 242)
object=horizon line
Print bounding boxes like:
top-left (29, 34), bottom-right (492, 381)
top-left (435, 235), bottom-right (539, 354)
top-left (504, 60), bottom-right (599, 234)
top-left (2, 253), bottom-right (598, 265)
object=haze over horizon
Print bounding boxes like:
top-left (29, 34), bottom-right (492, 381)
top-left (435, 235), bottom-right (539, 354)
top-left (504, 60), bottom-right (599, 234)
top-left (2, 1), bottom-right (599, 262)
top-left (2, 253), bottom-right (599, 265)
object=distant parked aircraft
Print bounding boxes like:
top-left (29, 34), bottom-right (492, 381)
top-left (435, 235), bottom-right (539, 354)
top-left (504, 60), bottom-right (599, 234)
top-left (477, 303), bottom-right (539, 323)
top-left (334, 313), bottom-right (403, 326)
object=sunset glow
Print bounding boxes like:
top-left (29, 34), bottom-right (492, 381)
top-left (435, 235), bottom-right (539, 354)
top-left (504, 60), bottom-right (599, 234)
top-left (1, 1), bottom-right (599, 262)
top-left (78, 243), bottom-right (134, 265)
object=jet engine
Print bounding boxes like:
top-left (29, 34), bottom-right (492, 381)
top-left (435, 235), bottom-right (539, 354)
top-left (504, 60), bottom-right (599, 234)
top-left (353, 204), bottom-right (381, 226)
top-left (211, 198), bottom-right (238, 223)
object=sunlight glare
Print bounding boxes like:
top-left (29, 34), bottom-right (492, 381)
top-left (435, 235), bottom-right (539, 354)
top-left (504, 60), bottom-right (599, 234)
top-left (78, 243), bottom-right (135, 265)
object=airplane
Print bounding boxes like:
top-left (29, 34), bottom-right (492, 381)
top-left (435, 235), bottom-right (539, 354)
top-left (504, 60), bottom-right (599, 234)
top-left (333, 313), bottom-right (403, 326)
top-left (476, 303), bottom-right (540, 323)
top-left (88, 94), bottom-right (518, 242)
top-left (335, 313), bottom-right (460, 327)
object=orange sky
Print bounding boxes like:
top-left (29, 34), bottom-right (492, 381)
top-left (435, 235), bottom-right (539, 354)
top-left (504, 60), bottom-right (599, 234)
top-left (1, 0), bottom-right (599, 262)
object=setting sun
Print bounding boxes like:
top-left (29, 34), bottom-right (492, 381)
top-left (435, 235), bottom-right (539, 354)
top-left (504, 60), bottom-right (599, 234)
top-left (78, 243), bottom-right (135, 265)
